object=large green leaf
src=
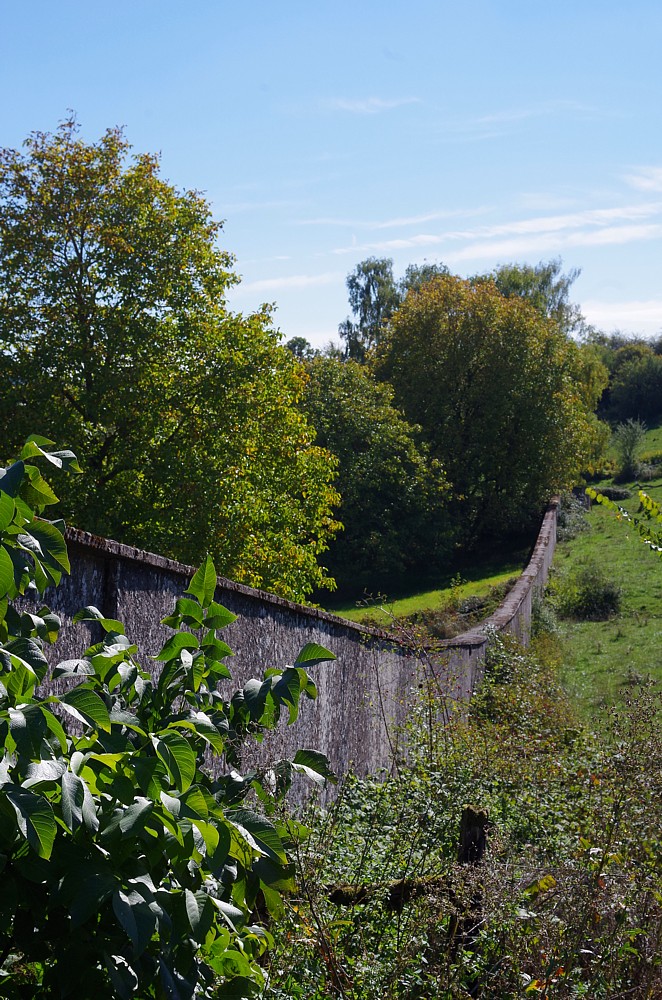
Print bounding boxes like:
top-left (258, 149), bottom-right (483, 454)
top-left (73, 605), bottom-right (125, 632)
top-left (153, 731), bottom-right (196, 792)
top-left (0, 462), bottom-right (25, 500)
top-left (20, 437), bottom-right (83, 473)
top-left (292, 749), bottom-right (337, 785)
top-left (185, 555), bottom-right (217, 608)
top-left (112, 887), bottom-right (157, 957)
top-left (185, 888), bottom-right (214, 943)
top-left (4, 784), bottom-right (57, 858)
top-left (60, 686), bottom-right (112, 732)
top-left (294, 642), bottom-right (336, 667)
top-left (0, 546), bottom-right (14, 598)
top-left (0, 492), bottom-right (15, 533)
top-left (155, 631), bottom-right (199, 662)
top-left (204, 601), bottom-right (237, 629)
top-left (24, 518), bottom-right (70, 573)
top-left (227, 809), bottom-right (288, 864)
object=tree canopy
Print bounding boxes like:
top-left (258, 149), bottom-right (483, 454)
top-left (0, 119), bottom-right (340, 600)
top-left (374, 274), bottom-right (608, 541)
top-left (301, 357), bottom-right (450, 588)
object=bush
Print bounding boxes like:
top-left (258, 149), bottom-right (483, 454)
top-left (0, 438), bottom-right (335, 998)
top-left (264, 634), bottom-right (662, 999)
top-left (613, 418), bottom-right (647, 480)
top-left (556, 562), bottom-right (622, 620)
top-left (595, 484), bottom-right (632, 501)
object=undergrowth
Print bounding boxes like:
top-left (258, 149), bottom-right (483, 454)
top-left (260, 633), bottom-right (662, 999)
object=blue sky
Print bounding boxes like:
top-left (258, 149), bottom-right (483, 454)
top-left (2, 1), bottom-right (662, 346)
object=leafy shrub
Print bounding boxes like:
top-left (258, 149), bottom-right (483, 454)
top-left (595, 484), bottom-right (632, 501)
top-left (264, 634), bottom-right (662, 998)
top-left (555, 562), bottom-right (622, 621)
top-left (0, 438), bottom-right (335, 998)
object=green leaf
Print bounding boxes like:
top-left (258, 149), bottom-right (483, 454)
top-left (0, 546), bottom-right (14, 598)
top-left (112, 887), bottom-right (157, 957)
top-left (61, 686), bottom-right (112, 732)
top-left (161, 596), bottom-right (204, 629)
top-left (292, 749), bottom-right (337, 785)
top-left (4, 784), bottom-right (57, 859)
top-left (271, 667), bottom-right (303, 725)
top-left (61, 770), bottom-right (85, 831)
top-left (23, 759), bottom-right (67, 788)
top-left (185, 888), bottom-right (214, 942)
top-left (153, 731), bottom-right (196, 792)
top-left (227, 809), bottom-right (288, 864)
top-left (155, 632), bottom-right (199, 662)
top-left (170, 712), bottom-right (226, 754)
top-left (0, 461), bottom-right (25, 499)
top-left (23, 518), bottom-right (70, 573)
top-left (0, 492), bottom-right (15, 533)
top-left (73, 606), bottom-right (125, 632)
top-left (295, 642), bottom-right (336, 666)
top-left (9, 705), bottom-right (48, 757)
top-left (204, 601), bottom-right (238, 629)
top-left (20, 438), bottom-right (82, 473)
top-left (185, 555), bottom-right (217, 609)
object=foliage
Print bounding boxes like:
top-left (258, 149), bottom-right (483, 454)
top-left (484, 257), bottom-right (584, 336)
top-left (609, 353), bottom-right (662, 423)
top-left (553, 561), bottom-right (623, 621)
top-left (338, 258), bottom-right (401, 361)
top-left (302, 357), bottom-right (451, 589)
top-left (374, 274), bottom-right (608, 543)
top-left (265, 634), bottom-right (662, 998)
top-left (0, 440), bottom-right (336, 998)
top-left (0, 118), bottom-right (340, 601)
top-left (612, 418), bottom-right (647, 479)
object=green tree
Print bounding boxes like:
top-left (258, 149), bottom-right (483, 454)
top-left (485, 258), bottom-right (584, 336)
top-left (375, 274), bottom-right (607, 541)
top-left (0, 119), bottom-right (340, 600)
top-left (609, 353), bottom-right (662, 423)
top-left (338, 257), bottom-right (400, 361)
top-left (302, 358), bottom-right (450, 588)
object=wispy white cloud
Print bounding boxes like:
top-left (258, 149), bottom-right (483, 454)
top-left (475, 99), bottom-right (596, 126)
top-left (582, 298), bottom-right (662, 335)
top-left (234, 272), bottom-right (341, 294)
top-left (446, 224), bottom-right (662, 264)
top-left (296, 207), bottom-right (489, 230)
top-left (329, 203), bottom-right (662, 256)
top-left (325, 96), bottom-right (420, 114)
top-left (623, 166), bottom-right (662, 192)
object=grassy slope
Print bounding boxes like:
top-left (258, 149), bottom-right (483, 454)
top-left (324, 562), bottom-right (522, 624)
top-left (553, 438), bottom-right (662, 723)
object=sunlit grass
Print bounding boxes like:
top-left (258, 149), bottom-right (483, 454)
top-left (326, 565), bottom-right (521, 624)
top-left (554, 423), bottom-right (662, 724)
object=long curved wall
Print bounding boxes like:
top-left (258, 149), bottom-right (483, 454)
top-left (35, 499), bottom-right (558, 783)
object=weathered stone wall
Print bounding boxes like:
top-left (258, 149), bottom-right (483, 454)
top-left (35, 499), bottom-right (558, 783)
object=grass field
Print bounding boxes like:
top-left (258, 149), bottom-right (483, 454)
top-left (552, 427), bottom-right (662, 724)
top-left (324, 561), bottom-right (523, 624)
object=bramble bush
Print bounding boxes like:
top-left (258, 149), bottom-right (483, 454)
top-left (0, 437), bottom-right (335, 998)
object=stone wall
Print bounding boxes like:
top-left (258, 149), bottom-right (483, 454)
top-left (35, 499), bottom-right (558, 783)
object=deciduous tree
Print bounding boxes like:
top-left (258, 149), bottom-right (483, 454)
top-left (0, 119), bottom-right (340, 600)
top-left (375, 274), bottom-right (607, 542)
top-left (302, 357), bottom-right (450, 588)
